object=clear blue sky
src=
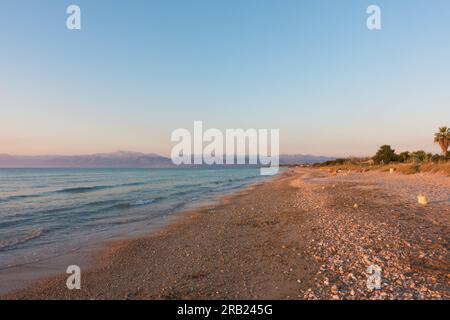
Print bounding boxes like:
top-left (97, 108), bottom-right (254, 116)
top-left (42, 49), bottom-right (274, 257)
top-left (1, 0), bottom-right (449, 157)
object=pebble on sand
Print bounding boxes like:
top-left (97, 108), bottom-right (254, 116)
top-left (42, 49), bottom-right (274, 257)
top-left (417, 195), bottom-right (428, 206)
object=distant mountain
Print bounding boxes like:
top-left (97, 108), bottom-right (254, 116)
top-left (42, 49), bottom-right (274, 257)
top-left (0, 151), bottom-right (173, 168)
top-left (0, 152), bottom-right (334, 168)
top-left (279, 154), bottom-right (335, 165)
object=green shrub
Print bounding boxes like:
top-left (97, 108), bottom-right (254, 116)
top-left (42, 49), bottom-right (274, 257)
top-left (373, 145), bottom-right (396, 164)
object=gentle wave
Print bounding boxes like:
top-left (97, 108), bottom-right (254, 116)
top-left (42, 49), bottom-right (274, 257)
top-left (121, 182), bottom-right (147, 187)
top-left (55, 185), bottom-right (112, 194)
top-left (0, 228), bottom-right (46, 251)
top-left (105, 198), bottom-right (160, 210)
top-left (1, 193), bottom-right (44, 202)
top-left (1, 182), bottom-right (149, 202)
top-left (56, 181), bottom-right (149, 194)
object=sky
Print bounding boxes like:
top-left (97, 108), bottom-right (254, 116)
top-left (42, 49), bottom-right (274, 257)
top-left (1, 0), bottom-right (449, 157)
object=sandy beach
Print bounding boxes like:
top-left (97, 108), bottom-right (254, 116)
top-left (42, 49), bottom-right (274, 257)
top-left (4, 168), bottom-right (449, 300)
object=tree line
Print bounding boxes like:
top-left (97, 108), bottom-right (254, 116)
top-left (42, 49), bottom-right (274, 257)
top-left (317, 126), bottom-right (449, 166)
top-left (373, 126), bottom-right (449, 164)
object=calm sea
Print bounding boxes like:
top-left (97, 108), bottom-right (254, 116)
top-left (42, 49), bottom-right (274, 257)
top-left (0, 168), bottom-right (269, 270)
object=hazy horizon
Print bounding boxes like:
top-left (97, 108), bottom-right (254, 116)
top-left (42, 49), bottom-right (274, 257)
top-left (1, 1), bottom-right (449, 158)
top-left (0, 147), bottom-right (440, 159)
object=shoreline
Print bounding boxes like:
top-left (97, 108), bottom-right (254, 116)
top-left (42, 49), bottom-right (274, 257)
top-left (4, 168), bottom-right (449, 299)
top-left (0, 174), bottom-right (273, 296)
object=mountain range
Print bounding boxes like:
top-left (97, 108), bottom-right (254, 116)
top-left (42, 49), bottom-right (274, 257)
top-left (0, 151), bottom-right (334, 168)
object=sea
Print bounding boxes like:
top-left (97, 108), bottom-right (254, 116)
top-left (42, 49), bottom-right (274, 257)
top-left (0, 168), bottom-right (270, 272)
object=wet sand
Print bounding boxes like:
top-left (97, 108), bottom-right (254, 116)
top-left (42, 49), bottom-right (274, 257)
top-left (4, 168), bottom-right (449, 299)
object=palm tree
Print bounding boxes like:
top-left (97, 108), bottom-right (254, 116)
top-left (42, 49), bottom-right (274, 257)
top-left (434, 126), bottom-right (450, 158)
